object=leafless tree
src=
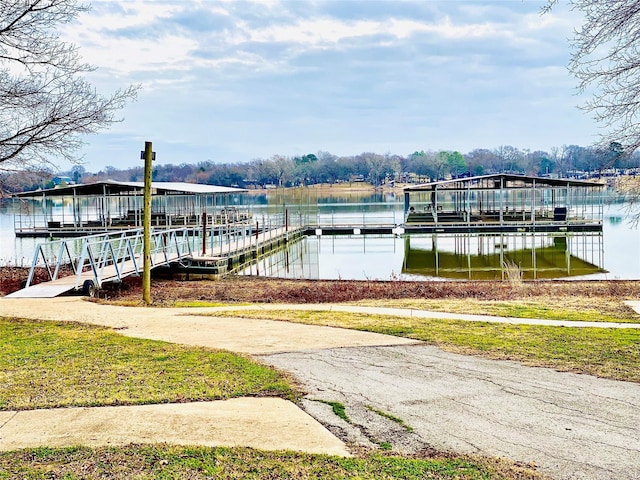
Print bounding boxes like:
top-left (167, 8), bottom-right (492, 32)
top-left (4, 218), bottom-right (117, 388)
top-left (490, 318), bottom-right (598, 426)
top-left (544, 1), bottom-right (640, 154)
top-left (0, 0), bottom-right (138, 173)
top-left (544, 1), bottom-right (640, 219)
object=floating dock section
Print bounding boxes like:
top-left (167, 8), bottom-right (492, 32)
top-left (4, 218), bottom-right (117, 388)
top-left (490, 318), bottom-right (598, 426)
top-left (172, 226), bottom-right (306, 279)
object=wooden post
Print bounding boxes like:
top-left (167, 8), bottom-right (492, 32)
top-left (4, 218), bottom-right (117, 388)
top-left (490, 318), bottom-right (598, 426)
top-left (141, 142), bottom-right (154, 305)
top-left (202, 210), bottom-right (207, 256)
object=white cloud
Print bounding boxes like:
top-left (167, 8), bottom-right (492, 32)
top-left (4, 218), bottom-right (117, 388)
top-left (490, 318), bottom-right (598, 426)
top-left (52, 1), bottom-right (596, 170)
top-left (65, 2), bottom-right (567, 75)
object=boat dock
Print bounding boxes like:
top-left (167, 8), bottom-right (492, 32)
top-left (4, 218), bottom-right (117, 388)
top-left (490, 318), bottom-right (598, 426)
top-left (7, 223), bottom-right (307, 298)
top-left (402, 174), bottom-right (605, 233)
top-left (12, 180), bottom-right (251, 238)
top-left (6, 174), bottom-right (606, 297)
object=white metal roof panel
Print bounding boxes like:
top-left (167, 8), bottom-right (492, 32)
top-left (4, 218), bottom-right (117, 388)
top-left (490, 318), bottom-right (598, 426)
top-left (14, 181), bottom-right (247, 198)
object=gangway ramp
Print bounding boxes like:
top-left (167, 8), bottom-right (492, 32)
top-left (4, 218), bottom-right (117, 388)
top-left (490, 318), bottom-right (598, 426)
top-left (6, 222), bottom-right (307, 298)
top-left (7, 276), bottom-right (93, 298)
top-left (6, 227), bottom-right (197, 299)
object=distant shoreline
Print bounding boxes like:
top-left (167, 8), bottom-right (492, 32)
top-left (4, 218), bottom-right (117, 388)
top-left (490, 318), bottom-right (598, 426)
top-left (248, 182), bottom-right (407, 195)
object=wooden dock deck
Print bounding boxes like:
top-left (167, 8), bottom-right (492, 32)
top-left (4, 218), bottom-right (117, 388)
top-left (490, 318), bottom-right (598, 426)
top-left (175, 226), bottom-right (306, 278)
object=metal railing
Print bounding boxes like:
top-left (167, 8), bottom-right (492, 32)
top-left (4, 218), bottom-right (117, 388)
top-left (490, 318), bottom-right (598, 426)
top-left (25, 227), bottom-right (198, 291)
top-left (281, 210), bottom-right (401, 228)
top-left (22, 215), bottom-right (296, 291)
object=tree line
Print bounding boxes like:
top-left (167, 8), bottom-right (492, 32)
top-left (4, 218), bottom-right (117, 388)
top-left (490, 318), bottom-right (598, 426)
top-left (0, 143), bottom-right (633, 193)
top-left (3, 1), bottom-right (640, 197)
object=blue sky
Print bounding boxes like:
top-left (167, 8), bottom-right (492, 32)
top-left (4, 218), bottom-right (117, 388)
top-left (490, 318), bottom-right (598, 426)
top-left (61, 0), bottom-right (597, 171)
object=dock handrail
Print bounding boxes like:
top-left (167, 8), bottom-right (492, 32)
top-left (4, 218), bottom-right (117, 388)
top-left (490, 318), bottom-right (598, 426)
top-left (24, 227), bottom-right (198, 291)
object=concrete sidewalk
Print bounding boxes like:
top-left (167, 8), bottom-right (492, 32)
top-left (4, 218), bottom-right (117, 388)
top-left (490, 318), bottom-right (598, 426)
top-left (0, 398), bottom-right (349, 456)
top-left (0, 297), bottom-right (416, 455)
top-left (0, 297), bottom-right (419, 355)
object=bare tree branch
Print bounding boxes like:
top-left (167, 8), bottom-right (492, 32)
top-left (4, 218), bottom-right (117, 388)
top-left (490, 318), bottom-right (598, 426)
top-left (0, 0), bottom-right (139, 173)
top-left (540, 0), bottom-right (559, 15)
top-left (545, 1), bottom-right (640, 156)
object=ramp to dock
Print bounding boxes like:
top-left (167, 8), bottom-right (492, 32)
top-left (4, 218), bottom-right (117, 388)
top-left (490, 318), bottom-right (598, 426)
top-left (6, 228), bottom-right (195, 299)
top-left (7, 224), bottom-right (306, 298)
top-left (7, 278), bottom-right (84, 298)
top-left (6, 277), bottom-right (76, 298)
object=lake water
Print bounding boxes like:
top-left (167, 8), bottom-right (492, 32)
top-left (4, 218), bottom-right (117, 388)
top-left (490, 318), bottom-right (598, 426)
top-left (1, 193), bottom-right (639, 280)
top-left (240, 194), bottom-right (640, 281)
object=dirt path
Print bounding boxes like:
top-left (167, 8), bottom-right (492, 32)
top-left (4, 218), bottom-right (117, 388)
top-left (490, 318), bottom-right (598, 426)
top-left (2, 297), bottom-right (640, 479)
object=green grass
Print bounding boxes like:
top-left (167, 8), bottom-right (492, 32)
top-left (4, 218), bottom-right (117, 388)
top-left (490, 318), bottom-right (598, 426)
top-left (351, 298), bottom-right (640, 323)
top-left (0, 444), bottom-right (540, 480)
top-left (366, 405), bottom-right (414, 433)
top-left (378, 441), bottom-right (393, 451)
top-left (202, 309), bottom-right (640, 383)
top-left (313, 399), bottom-right (351, 423)
top-left (0, 317), bottom-right (294, 410)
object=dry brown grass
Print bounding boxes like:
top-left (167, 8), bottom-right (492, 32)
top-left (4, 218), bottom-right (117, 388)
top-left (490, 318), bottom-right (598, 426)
top-left (6, 265), bottom-right (639, 305)
top-left (93, 275), bottom-right (640, 306)
top-left (351, 297), bottom-right (640, 323)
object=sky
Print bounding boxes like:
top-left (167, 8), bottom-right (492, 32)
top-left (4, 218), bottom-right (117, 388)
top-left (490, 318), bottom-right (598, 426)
top-left (58, 0), bottom-right (598, 172)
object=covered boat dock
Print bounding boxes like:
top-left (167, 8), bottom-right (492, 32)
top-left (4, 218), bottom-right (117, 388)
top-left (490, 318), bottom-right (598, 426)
top-left (13, 181), bottom-right (249, 237)
top-left (403, 174), bottom-right (604, 233)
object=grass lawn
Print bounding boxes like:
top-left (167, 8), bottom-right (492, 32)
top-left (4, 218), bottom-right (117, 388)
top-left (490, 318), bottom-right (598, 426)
top-left (0, 316), bottom-right (546, 480)
top-left (201, 309), bottom-right (640, 383)
top-left (0, 445), bottom-right (544, 480)
top-left (160, 296), bottom-right (640, 323)
top-left (0, 317), bottom-right (293, 410)
top-left (351, 297), bottom-right (640, 323)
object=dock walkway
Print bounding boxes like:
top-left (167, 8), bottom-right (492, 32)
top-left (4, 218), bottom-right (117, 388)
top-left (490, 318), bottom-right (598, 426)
top-left (7, 225), bottom-right (306, 298)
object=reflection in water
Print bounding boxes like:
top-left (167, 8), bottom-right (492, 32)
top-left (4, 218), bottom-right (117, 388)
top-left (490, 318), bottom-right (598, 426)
top-left (238, 232), bottom-right (606, 281)
top-left (238, 236), bottom-right (320, 279)
top-left (402, 233), bottom-right (605, 280)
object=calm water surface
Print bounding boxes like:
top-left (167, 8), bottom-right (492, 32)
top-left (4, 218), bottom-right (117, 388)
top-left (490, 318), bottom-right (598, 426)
top-left (1, 194), bottom-right (639, 280)
top-left (239, 200), bottom-right (640, 281)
